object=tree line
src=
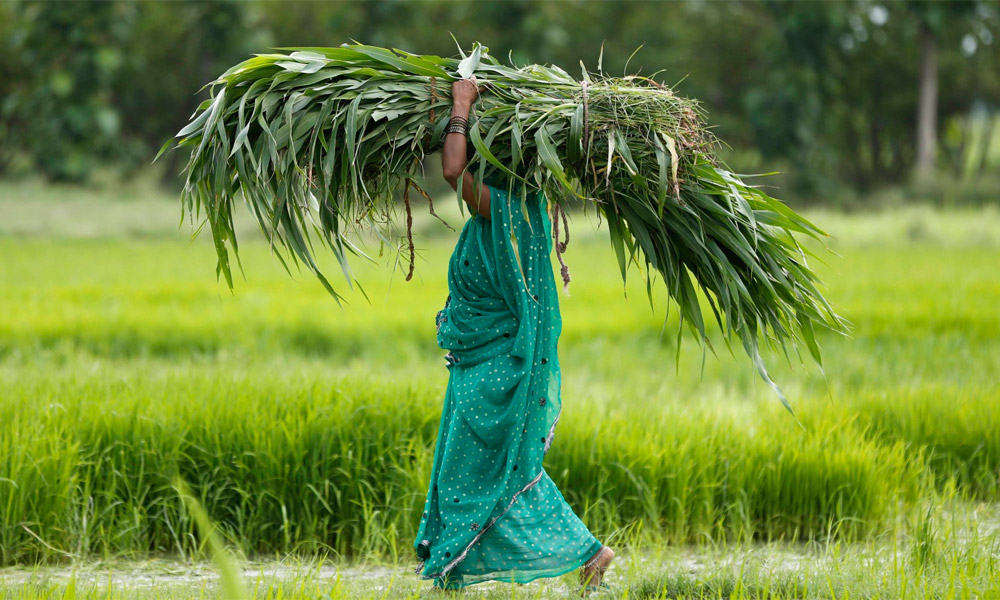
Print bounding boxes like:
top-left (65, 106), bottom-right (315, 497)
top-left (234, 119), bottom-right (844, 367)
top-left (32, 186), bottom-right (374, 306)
top-left (0, 0), bottom-right (996, 202)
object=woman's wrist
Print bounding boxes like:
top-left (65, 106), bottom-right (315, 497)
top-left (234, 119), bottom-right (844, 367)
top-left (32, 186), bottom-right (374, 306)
top-left (451, 101), bottom-right (472, 116)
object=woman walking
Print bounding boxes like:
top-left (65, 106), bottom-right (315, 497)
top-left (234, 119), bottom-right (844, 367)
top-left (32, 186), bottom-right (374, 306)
top-left (412, 76), bottom-right (615, 595)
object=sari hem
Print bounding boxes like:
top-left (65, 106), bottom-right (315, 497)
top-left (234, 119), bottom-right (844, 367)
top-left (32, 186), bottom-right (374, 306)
top-left (418, 466), bottom-right (545, 580)
top-left (427, 538), bottom-right (605, 589)
top-left (416, 404), bottom-right (564, 581)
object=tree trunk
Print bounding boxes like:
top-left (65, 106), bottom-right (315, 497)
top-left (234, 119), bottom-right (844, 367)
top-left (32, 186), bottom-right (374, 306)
top-left (915, 19), bottom-right (938, 174)
top-left (975, 113), bottom-right (996, 178)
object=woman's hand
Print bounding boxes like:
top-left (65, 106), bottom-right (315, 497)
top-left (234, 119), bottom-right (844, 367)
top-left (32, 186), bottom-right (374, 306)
top-left (451, 76), bottom-right (486, 112)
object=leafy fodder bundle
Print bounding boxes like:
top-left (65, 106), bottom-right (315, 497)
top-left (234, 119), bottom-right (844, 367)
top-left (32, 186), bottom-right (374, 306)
top-left (156, 42), bottom-right (849, 413)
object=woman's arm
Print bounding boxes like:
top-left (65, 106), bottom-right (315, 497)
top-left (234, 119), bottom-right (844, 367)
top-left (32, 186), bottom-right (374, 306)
top-left (442, 77), bottom-right (491, 220)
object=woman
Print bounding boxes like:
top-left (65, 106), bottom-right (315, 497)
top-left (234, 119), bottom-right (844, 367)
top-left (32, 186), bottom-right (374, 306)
top-left (412, 76), bottom-right (615, 595)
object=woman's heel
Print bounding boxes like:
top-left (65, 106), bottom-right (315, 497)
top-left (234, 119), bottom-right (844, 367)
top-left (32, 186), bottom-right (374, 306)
top-left (579, 545), bottom-right (615, 596)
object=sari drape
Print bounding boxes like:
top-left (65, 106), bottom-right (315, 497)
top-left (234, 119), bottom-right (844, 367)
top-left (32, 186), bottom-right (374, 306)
top-left (413, 171), bottom-right (602, 589)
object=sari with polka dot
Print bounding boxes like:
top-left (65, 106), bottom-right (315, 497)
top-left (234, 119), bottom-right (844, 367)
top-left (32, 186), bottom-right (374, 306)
top-left (413, 170), bottom-right (602, 589)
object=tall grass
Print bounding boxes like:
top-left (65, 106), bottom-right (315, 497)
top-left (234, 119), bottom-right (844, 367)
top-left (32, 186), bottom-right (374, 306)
top-left (0, 207), bottom-right (997, 566)
top-left (174, 478), bottom-right (247, 600)
top-left (0, 367), bottom-right (924, 565)
top-left (2, 499), bottom-right (998, 599)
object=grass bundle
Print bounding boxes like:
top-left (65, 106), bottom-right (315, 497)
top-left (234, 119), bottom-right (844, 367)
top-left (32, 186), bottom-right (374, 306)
top-left (156, 42), bottom-right (849, 413)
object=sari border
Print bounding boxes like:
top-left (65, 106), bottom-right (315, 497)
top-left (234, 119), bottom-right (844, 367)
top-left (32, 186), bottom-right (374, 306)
top-left (417, 404), bottom-right (563, 580)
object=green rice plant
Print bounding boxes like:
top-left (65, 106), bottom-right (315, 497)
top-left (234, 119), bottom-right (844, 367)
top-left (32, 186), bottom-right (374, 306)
top-left (1, 217), bottom-right (997, 567)
top-left (3, 509), bottom-right (999, 599)
top-left (0, 416), bottom-right (78, 565)
top-left (0, 366), bottom-right (925, 566)
top-left (551, 404), bottom-right (925, 546)
top-left (846, 385), bottom-right (1000, 498)
top-left (155, 42), bottom-right (850, 413)
top-left (174, 478), bottom-right (247, 600)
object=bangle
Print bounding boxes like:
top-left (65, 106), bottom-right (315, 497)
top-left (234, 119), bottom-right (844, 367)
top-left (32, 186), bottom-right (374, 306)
top-left (445, 116), bottom-right (469, 136)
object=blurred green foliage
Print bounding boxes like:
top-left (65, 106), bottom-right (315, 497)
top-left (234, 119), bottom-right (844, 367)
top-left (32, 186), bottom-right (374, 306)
top-left (0, 0), bottom-right (997, 201)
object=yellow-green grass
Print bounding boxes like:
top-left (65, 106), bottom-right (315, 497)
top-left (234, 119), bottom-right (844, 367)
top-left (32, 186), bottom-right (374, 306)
top-left (2, 500), bottom-right (998, 599)
top-left (0, 205), bottom-right (998, 568)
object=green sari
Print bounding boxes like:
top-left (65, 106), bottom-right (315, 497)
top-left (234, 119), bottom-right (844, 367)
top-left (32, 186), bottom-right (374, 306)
top-left (413, 171), bottom-right (603, 589)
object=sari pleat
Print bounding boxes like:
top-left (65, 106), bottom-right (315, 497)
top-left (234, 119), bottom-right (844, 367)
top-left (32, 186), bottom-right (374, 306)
top-left (413, 172), bottom-right (602, 589)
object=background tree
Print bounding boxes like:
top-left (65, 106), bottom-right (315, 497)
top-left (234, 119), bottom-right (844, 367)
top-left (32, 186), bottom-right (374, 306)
top-left (906, 0), bottom-right (981, 179)
top-left (3, 0), bottom-right (134, 182)
top-left (116, 1), bottom-right (265, 185)
top-left (0, 0), bottom-right (996, 201)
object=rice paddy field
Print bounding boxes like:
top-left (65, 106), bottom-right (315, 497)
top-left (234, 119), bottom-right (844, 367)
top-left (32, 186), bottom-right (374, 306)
top-left (1, 178), bottom-right (999, 598)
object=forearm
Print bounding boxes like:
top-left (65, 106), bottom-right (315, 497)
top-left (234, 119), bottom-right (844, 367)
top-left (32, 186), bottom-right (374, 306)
top-left (441, 99), bottom-right (491, 219)
top-left (441, 100), bottom-right (472, 183)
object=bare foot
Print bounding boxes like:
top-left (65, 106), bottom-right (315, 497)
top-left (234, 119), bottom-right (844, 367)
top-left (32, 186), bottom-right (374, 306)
top-left (579, 545), bottom-right (615, 595)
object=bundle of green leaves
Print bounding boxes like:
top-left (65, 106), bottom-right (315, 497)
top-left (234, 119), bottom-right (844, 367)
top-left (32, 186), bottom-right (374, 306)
top-left (156, 42), bottom-right (849, 414)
